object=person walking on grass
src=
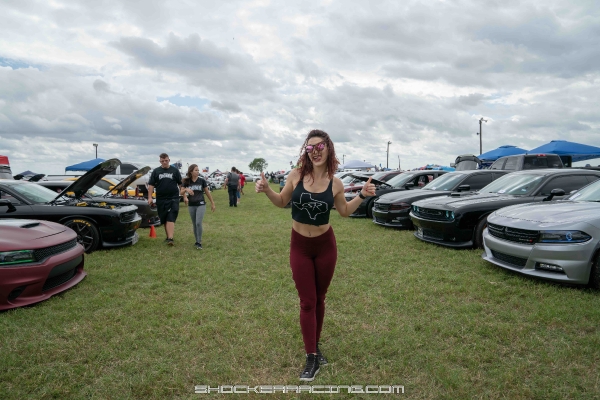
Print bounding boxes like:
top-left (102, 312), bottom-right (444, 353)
top-left (224, 167), bottom-right (240, 207)
top-left (181, 164), bottom-right (215, 250)
top-left (148, 153), bottom-right (183, 246)
top-left (255, 129), bottom-right (376, 382)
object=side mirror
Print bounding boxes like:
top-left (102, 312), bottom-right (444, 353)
top-left (0, 199), bottom-right (17, 212)
top-left (457, 184), bottom-right (471, 192)
top-left (543, 188), bottom-right (565, 201)
top-left (404, 182), bottom-right (415, 189)
top-left (450, 163), bottom-right (456, 168)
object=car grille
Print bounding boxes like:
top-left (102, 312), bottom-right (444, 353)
top-left (491, 250), bottom-right (528, 268)
top-left (488, 223), bottom-right (538, 244)
top-left (33, 239), bottom-right (78, 262)
top-left (413, 207), bottom-right (451, 221)
top-left (120, 210), bottom-right (137, 222)
top-left (374, 203), bottom-right (390, 211)
top-left (43, 267), bottom-right (77, 291)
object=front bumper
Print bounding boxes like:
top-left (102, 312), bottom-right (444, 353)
top-left (100, 215), bottom-right (142, 248)
top-left (410, 213), bottom-right (474, 249)
top-left (0, 243), bottom-right (86, 310)
top-left (482, 229), bottom-right (596, 285)
top-left (372, 208), bottom-right (412, 229)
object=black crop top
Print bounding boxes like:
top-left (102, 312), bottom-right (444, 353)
top-left (291, 179), bottom-right (335, 226)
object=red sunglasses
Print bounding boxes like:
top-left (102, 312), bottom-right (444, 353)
top-left (305, 141), bottom-right (326, 153)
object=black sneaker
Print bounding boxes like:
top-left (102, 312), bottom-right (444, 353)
top-left (299, 354), bottom-right (319, 381)
top-left (166, 238), bottom-right (174, 246)
top-left (316, 343), bottom-right (328, 366)
top-left (195, 243), bottom-right (203, 250)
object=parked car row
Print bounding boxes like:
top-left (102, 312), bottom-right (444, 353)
top-left (366, 166), bottom-right (600, 288)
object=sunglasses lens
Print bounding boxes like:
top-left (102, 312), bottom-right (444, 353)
top-left (317, 143), bottom-right (325, 151)
top-left (306, 146), bottom-right (314, 153)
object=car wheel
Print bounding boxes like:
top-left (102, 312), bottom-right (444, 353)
top-left (473, 217), bottom-right (488, 249)
top-left (366, 198), bottom-right (376, 219)
top-left (589, 253), bottom-right (600, 289)
top-left (63, 218), bottom-right (100, 253)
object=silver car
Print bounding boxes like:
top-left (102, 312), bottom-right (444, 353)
top-left (482, 178), bottom-right (600, 288)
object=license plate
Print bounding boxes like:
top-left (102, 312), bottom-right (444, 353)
top-left (131, 232), bottom-right (139, 245)
top-left (417, 227), bottom-right (423, 236)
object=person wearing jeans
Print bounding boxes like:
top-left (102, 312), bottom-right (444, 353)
top-left (181, 164), bottom-right (215, 249)
top-left (224, 167), bottom-right (240, 207)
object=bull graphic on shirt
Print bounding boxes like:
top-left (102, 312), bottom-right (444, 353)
top-left (293, 193), bottom-right (329, 220)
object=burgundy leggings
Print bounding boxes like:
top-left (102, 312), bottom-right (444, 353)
top-left (290, 226), bottom-right (337, 354)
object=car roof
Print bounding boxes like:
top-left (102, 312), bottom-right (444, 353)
top-left (507, 168), bottom-right (599, 176)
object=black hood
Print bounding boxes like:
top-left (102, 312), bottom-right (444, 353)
top-left (53, 159), bottom-right (121, 202)
top-left (105, 166), bottom-right (150, 196)
top-left (416, 193), bottom-right (510, 209)
top-left (350, 174), bottom-right (390, 187)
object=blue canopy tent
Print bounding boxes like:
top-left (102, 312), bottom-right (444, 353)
top-left (478, 145), bottom-right (528, 161)
top-left (528, 140), bottom-right (600, 164)
top-left (65, 158), bottom-right (106, 172)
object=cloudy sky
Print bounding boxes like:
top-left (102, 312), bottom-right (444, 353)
top-left (1, 0), bottom-right (599, 175)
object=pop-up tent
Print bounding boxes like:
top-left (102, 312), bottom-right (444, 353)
top-left (479, 145), bottom-right (528, 161)
top-left (528, 140), bottom-right (600, 163)
top-left (341, 160), bottom-right (375, 169)
top-left (65, 158), bottom-right (106, 172)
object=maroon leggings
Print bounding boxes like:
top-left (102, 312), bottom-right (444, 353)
top-left (290, 226), bottom-right (337, 354)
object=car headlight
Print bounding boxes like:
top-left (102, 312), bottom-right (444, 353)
top-left (539, 230), bottom-right (591, 244)
top-left (446, 210), bottom-right (455, 219)
top-left (0, 250), bottom-right (35, 266)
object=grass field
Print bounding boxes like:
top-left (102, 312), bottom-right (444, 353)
top-left (2, 182), bottom-right (600, 399)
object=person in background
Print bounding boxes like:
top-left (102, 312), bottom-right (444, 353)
top-left (181, 164), bottom-right (216, 250)
top-left (224, 167), bottom-right (240, 207)
top-left (148, 153), bottom-right (183, 246)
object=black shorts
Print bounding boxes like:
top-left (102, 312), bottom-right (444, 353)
top-left (156, 198), bottom-right (180, 224)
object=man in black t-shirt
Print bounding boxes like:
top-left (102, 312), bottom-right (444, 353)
top-left (148, 153), bottom-right (183, 246)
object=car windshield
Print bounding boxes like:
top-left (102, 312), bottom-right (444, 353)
top-left (479, 174), bottom-right (545, 195)
top-left (568, 179), bottom-right (600, 202)
top-left (422, 173), bottom-right (462, 191)
top-left (87, 185), bottom-right (109, 196)
top-left (11, 183), bottom-right (60, 203)
top-left (341, 175), bottom-right (359, 184)
top-left (386, 173), bottom-right (416, 188)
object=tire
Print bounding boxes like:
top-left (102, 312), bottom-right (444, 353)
top-left (366, 198), bottom-right (376, 219)
top-left (589, 253), bottom-right (600, 289)
top-left (473, 217), bottom-right (488, 249)
top-left (63, 218), bottom-right (100, 253)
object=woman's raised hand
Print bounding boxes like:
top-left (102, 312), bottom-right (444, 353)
top-left (255, 172), bottom-right (269, 193)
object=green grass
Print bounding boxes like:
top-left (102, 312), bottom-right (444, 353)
top-left (1, 183), bottom-right (600, 399)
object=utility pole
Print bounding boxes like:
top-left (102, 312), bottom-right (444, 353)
top-left (93, 143), bottom-right (98, 158)
top-left (386, 141), bottom-right (392, 169)
top-left (343, 154), bottom-right (346, 165)
top-left (398, 155), bottom-right (401, 170)
top-left (477, 118), bottom-right (487, 155)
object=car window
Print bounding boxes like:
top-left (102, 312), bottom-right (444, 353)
top-left (417, 175), bottom-right (433, 187)
top-left (503, 157), bottom-right (518, 171)
top-left (0, 189), bottom-right (22, 204)
top-left (120, 164), bottom-right (137, 175)
top-left (523, 155), bottom-right (563, 169)
top-left (586, 175), bottom-right (600, 184)
top-left (422, 173), bottom-right (464, 191)
top-left (95, 180), bottom-right (112, 190)
top-left (537, 175), bottom-right (590, 196)
top-left (462, 173), bottom-right (493, 190)
top-left (568, 178), bottom-right (600, 201)
top-left (386, 173), bottom-right (417, 188)
top-left (479, 174), bottom-right (545, 195)
top-left (490, 158), bottom-right (506, 170)
top-left (10, 183), bottom-right (59, 203)
top-left (492, 172), bottom-right (509, 181)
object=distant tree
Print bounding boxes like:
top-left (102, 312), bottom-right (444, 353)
top-left (248, 158), bottom-right (268, 172)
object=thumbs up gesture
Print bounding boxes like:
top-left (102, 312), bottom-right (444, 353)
top-left (255, 171), bottom-right (269, 193)
top-left (361, 176), bottom-right (376, 197)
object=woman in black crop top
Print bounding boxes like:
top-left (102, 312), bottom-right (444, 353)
top-left (256, 129), bottom-right (376, 381)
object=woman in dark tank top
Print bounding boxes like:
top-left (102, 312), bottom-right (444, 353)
top-left (255, 129), bottom-right (376, 381)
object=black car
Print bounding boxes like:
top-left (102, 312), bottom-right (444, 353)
top-left (36, 167), bottom-right (159, 229)
top-left (0, 159), bottom-right (141, 253)
top-left (373, 170), bottom-right (509, 229)
top-left (410, 169), bottom-right (600, 249)
top-left (347, 170), bottom-right (447, 218)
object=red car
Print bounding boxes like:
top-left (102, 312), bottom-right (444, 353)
top-left (0, 219), bottom-right (86, 310)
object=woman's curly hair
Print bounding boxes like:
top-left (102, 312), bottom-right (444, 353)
top-left (296, 129), bottom-right (340, 184)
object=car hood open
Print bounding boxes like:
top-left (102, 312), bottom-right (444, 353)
top-left (105, 166), bottom-right (150, 196)
top-left (52, 159), bottom-right (121, 202)
top-left (493, 201), bottom-right (600, 225)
